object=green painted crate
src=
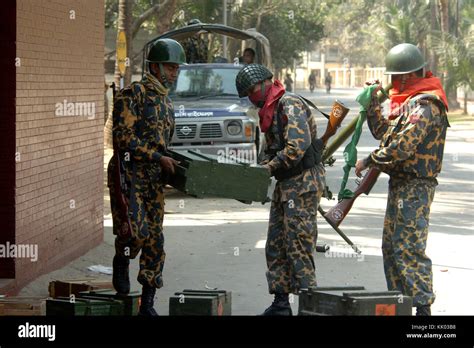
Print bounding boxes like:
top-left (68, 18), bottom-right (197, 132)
top-left (298, 286), bottom-right (412, 316)
top-left (78, 289), bottom-right (140, 316)
top-left (167, 150), bottom-right (271, 202)
top-left (76, 296), bottom-right (124, 316)
top-left (180, 289), bottom-right (231, 315)
top-left (46, 297), bottom-right (120, 316)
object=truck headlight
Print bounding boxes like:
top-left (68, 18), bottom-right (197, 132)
top-left (227, 121), bottom-right (242, 136)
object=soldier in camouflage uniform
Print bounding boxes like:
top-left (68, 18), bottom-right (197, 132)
top-left (181, 19), bottom-right (208, 64)
top-left (355, 43), bottom-right (449, 316)
top-left (236, 64), bottom-right (326, 315)
top-left (108, 38), bottom-right (185, 316)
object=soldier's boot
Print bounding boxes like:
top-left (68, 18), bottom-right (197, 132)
top-left (261, 293), bottom-right (293, 316)
top-left (416, 305), bottom-right (431, 316)
top-left (112, 255), bottom-right (130, 295)
top-left (138, 284), bottom-right (158, 316)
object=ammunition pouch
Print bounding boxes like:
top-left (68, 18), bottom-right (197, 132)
top-left (272, 94), bottom-right (324, 181)
top-left (273, 138), bottom-right (323, 181)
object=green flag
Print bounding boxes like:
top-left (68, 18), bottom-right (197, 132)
top-left (338, 84), bottom-right (380, 201)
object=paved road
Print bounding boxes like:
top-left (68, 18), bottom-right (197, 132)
top-left (20, 87), bottom-right (474, 316)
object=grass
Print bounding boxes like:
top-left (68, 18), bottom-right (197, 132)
top-left (447, 110), bottom-right (473, 123)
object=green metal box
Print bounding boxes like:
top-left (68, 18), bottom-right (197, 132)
top-left (167, 150), bottom-right (271, 202)
top-left (169, 289), bottom-right (232, 316)
top-left (298, 286), bottom-right (412, 316)
top-left (78, 289), bottom-right (140, 316)
top-left (46, 297), bottom-right (122, 316)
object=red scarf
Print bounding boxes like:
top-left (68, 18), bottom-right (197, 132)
top-left (389, 71), bottom-right (448, 119)
top-left (254, 80), bottom-right (285, 133)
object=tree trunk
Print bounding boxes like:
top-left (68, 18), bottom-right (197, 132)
top-left (438, 0), bottom-right (459, 108)
top-left (155, 0), bottom-right (177, 35)
top-left (429, 0), bottom-right (438, 75)
top-left (464, 89), bottom-right (468, 115)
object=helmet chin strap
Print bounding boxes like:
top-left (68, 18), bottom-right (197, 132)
top-left (158, 63), bottom-right (170, 88)
top-left (256, 81), bottom-right (266, 108)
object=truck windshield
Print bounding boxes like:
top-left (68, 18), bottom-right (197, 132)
top-left (170, 67), bottom-right (240, 99)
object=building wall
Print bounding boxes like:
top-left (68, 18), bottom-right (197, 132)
top-left (11, 0), bottom-right (104, 292)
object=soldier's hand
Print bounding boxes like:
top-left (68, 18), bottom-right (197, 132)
top-left (355, 159), bottom-right (367, 178)
top-left (365, 79), bottom-right (382, 96)
top-left (262, 164), bottom-right (272, 175)
top-left (160, 156), bottom-right (180, 175)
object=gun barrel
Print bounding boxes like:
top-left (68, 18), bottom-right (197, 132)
top-left (322, 83), bottom-right (392, 162)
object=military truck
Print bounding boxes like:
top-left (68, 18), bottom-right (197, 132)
top-left (142, 23), bottom-right (272, 162)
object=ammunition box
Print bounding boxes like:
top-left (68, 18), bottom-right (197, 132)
top-left (78, 289), bottom-right (140, 316)
top-left (169, 289), bottom-right (232, 316)
top-left (48, 278), bottom-right (113, 298)
top-left (298, 286), bottom-right (412, 316)
top-left (168, 150), bottom-right (270, 202)
top-left (0, 297), bottom-right (47, 316)
top-left (46, 297), bottom-right (121, 316)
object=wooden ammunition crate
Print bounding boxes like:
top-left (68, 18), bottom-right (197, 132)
top-left (168, 150), bottom-right (271, 202)
top-left (48, 278), bottom-right (113, 298)
top-left (298, 286), bottom-right (412, 316)
top-left (78, 289), bottom-right (140, 316)
top-left (0, 297), bottom-right (47, 316)
top-left (169, 289), bottom-right (232, 316)
top-left (46, 297), bottom-right (122, 316)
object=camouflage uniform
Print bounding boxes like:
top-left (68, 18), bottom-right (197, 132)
top-left (366, 95), bottom-right (448, 306)
top-left (181, 36), bottom-right (208, 63)
top-left (107, 72), bottom-right (175, 289)
top-left (262, 94), bottom-right (326, 294)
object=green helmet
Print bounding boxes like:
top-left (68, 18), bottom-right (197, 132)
top-left (385, 43), bottom-right (426, 75)
top-left (235, 64), bottom-right (273, 97)
top-left (187, 18), bottom-right (202, 26)
top-left (146, 38), bottom-right (186, 65)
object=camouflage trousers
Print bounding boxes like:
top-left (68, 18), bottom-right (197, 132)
top-left (265, 168), bottom-right (323, 294)
top-left (383, 177), bottom-right (437, 306)
top-left (108, 160), bottom-right (166, 289)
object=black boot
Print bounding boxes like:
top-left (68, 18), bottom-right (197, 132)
top-left (261, 293), bottom-right (293, 316)
top-left (416, 305), bottom-right (431, 316)
top-left (138, 284), bottom-right (158, 316)
top-left (112, 255), bottom-right (130, 295)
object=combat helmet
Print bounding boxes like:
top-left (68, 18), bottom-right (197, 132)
top-left (235, 64), bottom-right (273, 98)
top-left (384, 43), bottom-right (426, 75)
top-left (146, 38), bottom-right (186, 87)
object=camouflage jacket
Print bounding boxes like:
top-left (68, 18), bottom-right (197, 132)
top-left (182, 36), bottom-right (208, 64)
top-left (261, 94), bottom-right (325, 201)
top-left (366, 94), bottom-right (449, 179)
top-left (111, 72), bottom-right (175, 183)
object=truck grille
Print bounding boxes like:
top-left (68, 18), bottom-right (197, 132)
top-left (176, 124), bottom-right (197, 139)
top-left (200, 123), bottom-right (222, 139)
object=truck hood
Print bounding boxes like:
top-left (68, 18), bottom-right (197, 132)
top-left (173, 99), bottom-right (251, 118)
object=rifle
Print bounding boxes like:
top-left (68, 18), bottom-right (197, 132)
top-left (110, 82), bottom-right (133, 240)
top-left (322, 83), bottom-right (393, 163)
top-left (324, 167), bottom-right (381, 228)
top-left (320, 100), bottom-right (350, 146)
top-left (322, 84), bottom-right (393, 228)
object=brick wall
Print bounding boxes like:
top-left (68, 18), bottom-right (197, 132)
top-left (12, 0), bottom-right (105, 291)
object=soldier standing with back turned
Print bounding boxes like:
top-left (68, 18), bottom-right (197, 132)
top-left (236, 64), bottom-right (326, 316)
top-left (108, 39), bottom-right (185, 316)
top-left (355, 43), bottom-right (449, 316)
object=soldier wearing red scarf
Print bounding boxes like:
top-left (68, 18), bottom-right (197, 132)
top-left (236, 64), bottom-right (326, 315)
top-left (355, 43), bottom-right (449, 316)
